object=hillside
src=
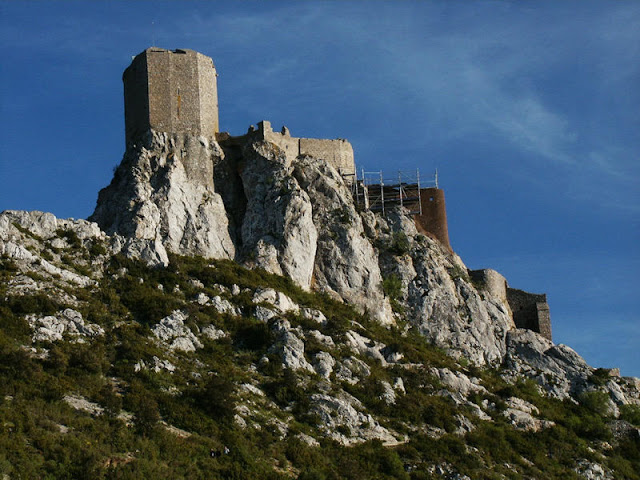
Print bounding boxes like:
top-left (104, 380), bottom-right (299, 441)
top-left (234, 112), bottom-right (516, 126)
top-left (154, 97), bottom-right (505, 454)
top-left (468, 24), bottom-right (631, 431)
top-left (0, 127), bottom-right (639, 478)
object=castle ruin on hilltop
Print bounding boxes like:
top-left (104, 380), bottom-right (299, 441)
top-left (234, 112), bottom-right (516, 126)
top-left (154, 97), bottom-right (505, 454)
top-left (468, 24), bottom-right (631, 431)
top-left (121, 47), bottom-right (552, 341)
top-left (123, 48), bottom-right (219, 143)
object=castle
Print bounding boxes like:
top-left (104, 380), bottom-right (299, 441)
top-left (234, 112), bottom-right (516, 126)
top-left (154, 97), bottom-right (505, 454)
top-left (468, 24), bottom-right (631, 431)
top-left (123, 48), bottom-right (219, 143)
top-left (122, 47), bottom-right (552, 341)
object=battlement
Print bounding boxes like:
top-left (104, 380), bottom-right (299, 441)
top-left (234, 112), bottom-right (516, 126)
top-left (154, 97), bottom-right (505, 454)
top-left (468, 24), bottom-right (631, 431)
top-left (123, 48), bottom-right (219, 143)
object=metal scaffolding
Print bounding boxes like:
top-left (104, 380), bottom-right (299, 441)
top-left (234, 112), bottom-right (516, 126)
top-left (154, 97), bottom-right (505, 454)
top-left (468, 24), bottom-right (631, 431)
top-left (349, 168), bottom-right (438, 216)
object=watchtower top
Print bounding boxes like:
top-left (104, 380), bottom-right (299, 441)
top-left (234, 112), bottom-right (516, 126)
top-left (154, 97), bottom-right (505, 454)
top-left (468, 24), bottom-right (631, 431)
top-left (123, 47), bottom-right (219, 143)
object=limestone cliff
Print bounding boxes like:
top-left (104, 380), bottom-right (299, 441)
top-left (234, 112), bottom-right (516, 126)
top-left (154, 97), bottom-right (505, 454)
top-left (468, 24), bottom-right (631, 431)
top-left (84, 129), bottom-right (591, 374)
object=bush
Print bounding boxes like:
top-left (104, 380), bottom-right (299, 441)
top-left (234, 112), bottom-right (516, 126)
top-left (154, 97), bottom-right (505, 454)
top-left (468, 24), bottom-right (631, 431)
top-left (619, 404), bottom-right (640, 427)
top-left (382, 274), bottom-right (402, 301)
top-left (55, 228), bottom-right (82, 249)
top-left (389, 231), bottom-right (411, 255)
top-left (578, 391), bottom-right (611, 417)
top-left (196, 375), bottom-right (236, 421)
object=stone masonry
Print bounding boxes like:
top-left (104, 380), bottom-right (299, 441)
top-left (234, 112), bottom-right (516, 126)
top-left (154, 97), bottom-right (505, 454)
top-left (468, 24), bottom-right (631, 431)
top-left (414, 187), bottom-right (451, 251)
top-left (253, 121), bottom-right (355, 176)
top-left (123, 48), bottom-right (219, 143)
top-left (470, 269), bottom-right (552, 341)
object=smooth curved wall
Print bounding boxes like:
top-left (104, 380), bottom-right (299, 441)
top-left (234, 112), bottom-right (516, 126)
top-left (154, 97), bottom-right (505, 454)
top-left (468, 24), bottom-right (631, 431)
top-left (415, 187), bottom-right (451, 250)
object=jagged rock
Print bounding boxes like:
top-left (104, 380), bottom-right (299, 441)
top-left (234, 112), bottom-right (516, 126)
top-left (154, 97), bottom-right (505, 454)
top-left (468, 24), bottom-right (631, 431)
top-left (291, 156), bottom-right (394, 324)
top-left (313, 351), bottom-right (336, 379)
top-left (63, 394), bottom-right (104, 417)
top-left (201, 325), bottom-right (227, 340)
top-left (151, 310), bottom-right (203, 352)
top-left (252, 288), bottom-right (299, 314)
top-left (240, 384), bottom-right (265, 397)
top-left (209, 295), bottom-right (240, 316)
top-left (269, 319), bottom-right (314, 372)
top-left (90, 131), bottom-right (235, 262)
top-left (27, 309), bottom-right (104, 343)
top-left (335, 357), bottom-right (371, 384)
top-left (195, 293), bottom-right (209, 305)
top-left (345, 330), bottom-right (388, 366)
top-left (574, 460), bottom-right (614, 480)
top-left (379, 380), bottom-right (396, 405)
top-left (134, 356), bottom-right (176, 373)
top-left (301, 307), bottom-right (328, 326)
top-left (454, 414), bottom-right (476, 435)
top-left (504, 329), bottom-right (592, 399)
top-left (310, 391), bottom-right (399, 445)
top-left (431, 368), bottom-right (487, 398)
top-left (235, 143), bottom-right (318, 289)
top-left (393, 377), bottom-right (406, 394)
top-left (403, 241), bottom-right (513, 365)
top-left (254, 305), bottom-right (278, 323)
top-left (502, 397), bottom-right (554, 432)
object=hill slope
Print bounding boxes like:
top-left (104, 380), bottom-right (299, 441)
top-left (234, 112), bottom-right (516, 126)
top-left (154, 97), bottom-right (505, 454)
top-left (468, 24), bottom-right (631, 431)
top-left (0, 131), bottom-right (639, 478)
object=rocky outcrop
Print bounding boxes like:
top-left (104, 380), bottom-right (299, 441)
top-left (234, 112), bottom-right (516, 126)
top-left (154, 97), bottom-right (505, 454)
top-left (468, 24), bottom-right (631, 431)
top-left (90, 131), bottom-right (235, 263)
top-left (504, 329), bottom-right (639, 407)
top-left (5, 128), bottom-right (636, 420)
top-left (151, 310), bottom-right (203, 352)
top-left (310, 391), bottom-right (400, 445)
top-left (375, 212), bottom-right (515, 365)
top-left (234, 142), bottom-right (318, 289)
top-left (27, 308), bottom-right (104, 343)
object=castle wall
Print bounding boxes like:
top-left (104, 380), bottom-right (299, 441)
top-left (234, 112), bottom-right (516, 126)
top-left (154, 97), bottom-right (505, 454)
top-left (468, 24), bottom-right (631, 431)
top-left (123, 54), bottom-right (150, 143)
top-left (469, 269), bottom-right (509, 306)
top-left (123, 48), bottom-right (218, 143)
top-left (299, 138), bottom-right (355, 176)
top-left (197, 53), bottom-right (219, 135)
top-left (414, 188), bottom-right (451, 250)
top-left (506, 288), bottom-right (552, 341)
top-left (256, 121), bottom-right (355, 176)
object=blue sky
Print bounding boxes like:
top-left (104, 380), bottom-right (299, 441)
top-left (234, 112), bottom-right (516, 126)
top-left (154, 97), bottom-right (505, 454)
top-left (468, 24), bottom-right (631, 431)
top-left (1, 1), bottom-right (638, 376)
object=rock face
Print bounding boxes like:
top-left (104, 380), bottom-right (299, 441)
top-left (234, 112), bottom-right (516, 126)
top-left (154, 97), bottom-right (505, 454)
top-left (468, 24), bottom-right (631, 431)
top-left (27, 309), bottom-right (105, 343)
top-left (90, 131), bottom-right (235, 264)
top-left (5, 127), bottom-right (637, 417)
top-left (375, 212), bottom-right (515, 365)
top-left (151, 310), bottom-right (203, 352)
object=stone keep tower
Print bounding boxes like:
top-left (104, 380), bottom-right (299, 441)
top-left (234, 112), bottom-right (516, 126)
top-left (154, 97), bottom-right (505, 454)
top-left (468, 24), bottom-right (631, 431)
top-left (123, 48), bottom-right (219, 143)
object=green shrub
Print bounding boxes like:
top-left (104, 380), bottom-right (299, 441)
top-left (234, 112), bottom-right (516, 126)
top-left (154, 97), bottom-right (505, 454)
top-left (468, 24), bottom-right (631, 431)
top-left (382, 274), bottom-right (402, 301)
top-left (389, 231), bottom-right (411, 255)
top-left (55, 228), bottom-right (82, 249)
top-left (589, 368), bottom-right (612, 386)
top-left (578, 391), bottom-right (611, 416)
top-left (619, 404), bottom-right (640, 427)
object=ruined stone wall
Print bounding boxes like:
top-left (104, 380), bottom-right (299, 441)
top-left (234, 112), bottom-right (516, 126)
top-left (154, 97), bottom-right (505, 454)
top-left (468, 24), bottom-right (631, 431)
top-left (469, 269), bottom-right (510, 307)
top-left (256, 121), bottom-right (355, 176)
top-left (299, 138), bottom-right (355, 176)
top-left (506, 288), bottom-right (552, 341)
top-left (414, 188), bottom-right (451, 250)
top-left (123, 48), bottom-right (219, 144)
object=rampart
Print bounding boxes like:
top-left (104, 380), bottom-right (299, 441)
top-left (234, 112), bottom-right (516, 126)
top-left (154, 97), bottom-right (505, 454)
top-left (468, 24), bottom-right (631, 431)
top-left (414, 187), bottom-right (451, 251)
top-left (254, 121), bottom-right (355, 176)
top-left (470, 269), bottom-right (552, 341)
top-left (506, 287), bottom-right (552, 341)
top-left (469, 269), bottom-right (509, 306)
top-left (123, 48), bottom-right (219, 143)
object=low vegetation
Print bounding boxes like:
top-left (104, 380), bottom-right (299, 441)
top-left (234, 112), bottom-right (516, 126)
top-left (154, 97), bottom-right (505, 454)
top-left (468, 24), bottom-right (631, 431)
top-left (0, 252), bottom-right (638, 479)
